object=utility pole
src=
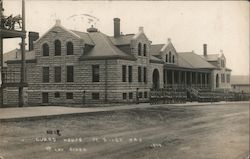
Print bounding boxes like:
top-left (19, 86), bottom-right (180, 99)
top-left (0, 0), bottom-right (4, 107)
top-left (18, 0), bottom-right (26, 107)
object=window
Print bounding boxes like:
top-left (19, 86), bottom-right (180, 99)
top-left (42, 67), bottom-right (49, 83)
top-left (166, 54), bottom-right (168, 62)
top-left (54, 66), bottom-right (61, 82)
top-left (138, 66), bottom-right (142, 82)
top-left (226, 74), bottom-right (230, 83)
top-left (129, 92), bottom-right (133, 99)
top-left (122, 65), bottom-right (127, 82)
top-left (169, 52), bottom-right (172, 63)
top-left (172, 56), bottom-right (175, 63)
top-left (139, 92), bottom-right (143, 98)
top-left (66, 41), bottom-right (74, 55)
top-left (54, 40), bottom-right (61, 56)
top-left (128, 66), bottom-right (133, 82)
top-left (143, 44), bottom-right (147, 56)
top-left (138, 43), bottom-right (142, 56)
top-left (42, 92), bottom-right (49, 103)
top-left (144, 92), bottom-right (148, 98)
top-left (92, 65), bottom-right (100, 82)
top-left (221, 74), bottom-right (225, 83)
top-left (143, 67), bottom-right (147, 83)
top-left (66, 92), bottom-right (73, 99)
top-left (42, 43), bottom-right (49, 56)
top-left (66, 66), bottom-right (74, 82)
top-left (54, 92), bottom-right (60, 98)
top-left (123, 93), bottom-right (127, 100)
top-left (92, 93), bottom-right (100, 100)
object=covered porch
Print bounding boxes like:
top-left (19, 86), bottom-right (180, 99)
top-left (163, 65), bottom-right (212, 90)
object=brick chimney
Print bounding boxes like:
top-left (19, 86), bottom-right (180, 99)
top-left (114, 18), bottom-right (120, 37)
top-left (203, 44), bottom-right (207, 56)
top-left (28, 32), bottom-right (39, 51)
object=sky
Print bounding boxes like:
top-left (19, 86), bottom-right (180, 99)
top-left (3, 0), bottom-right (249, 75)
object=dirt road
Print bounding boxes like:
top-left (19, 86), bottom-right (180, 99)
top-left (0, 103), bottom-right (249, 159)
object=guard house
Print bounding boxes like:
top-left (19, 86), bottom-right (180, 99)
top-left (4, 18), bottom-right (232, 106)
top-left (0, 0), bottom-right (27, 107)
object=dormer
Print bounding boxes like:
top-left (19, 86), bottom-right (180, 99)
top-left (219, 50), bottom-right (226, 68)
top-left (159, 38), bottom-right (178, 65)
top-left (130, 26), bottom-right (151, 58)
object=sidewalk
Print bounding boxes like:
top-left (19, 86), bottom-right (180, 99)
top-left (0, 101), bottom-right (248, 121)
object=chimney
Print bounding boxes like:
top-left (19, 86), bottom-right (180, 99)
top-left (87, 25), bottom-right (98, 33)
top-left (28, 32), bottom-right (39, 51)
top-left (114, 18), bottom-right (120, 37)
top-left (203, 44), bottom-right (207, 56)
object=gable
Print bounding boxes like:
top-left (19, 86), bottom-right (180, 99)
top-left (133, 32), bottom-right (150, 44)
top-left (160, 42), bottom-right (178, 64)
top-left (34, 25), bottom-right (80, 45)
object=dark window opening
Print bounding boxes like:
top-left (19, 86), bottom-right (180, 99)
top-left (92, 65), bottom-right (100, 82)
top-left (122, 65), bottom-right (127, 82)
top-left (138, 43), bottom-right (142, 56)
top-left (172, 56), bottom-right (175, 63)
top-left (67, 66), bottom-right (74, 82)
top-left (54, 40), bottom-right (61, 56)
top-left (42, 43), bottom-right (49, 56)
top-left (139, 92), bottom-right (143, 98)
top-left (128, 66), bottom-right (132, 82)
top-left (92, 93), bottom-right (100, 100)
top-left (67, 41), bottom-right (74, 55)
top-left (143, 67), bottom-right (147, 83)
top-left (42, 67), bottom-right (49, 83)
top-left (143, 44), bottom-right (147, 56)
top-left (169, 52), bottom-right (172, 63)
top-left (123, 93), bottom-right (127, 100)
top-left (144, 92), bottom-right (148, 98)
top-left (138, 66), bottom-right (142, 82)
top-left (42, 92), bottom-right (49, 103)
top-left (166, 54), bottom-right (168, 62)
top-left (129, 92), bottom-right (133, 99)
top-left (54, 92), bottom-right (60, 98)
top-left (66, 92), bottom-right (73, 99)
top-left (54, 66), bottom-right (61, 82)
top-left (226, 74), bottom-right (230, 83)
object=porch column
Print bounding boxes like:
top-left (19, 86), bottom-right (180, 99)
top-left (172, 70), bottom-right (175, 86)
top-left (190, 72), bottom-right (192, 87)
top-left (205, 73), bottom-right (207, 88)
top-left (178, 71), bottom-right (181, 86)
top-left (184, 71), bottom-right (187, 87)
top-left (195, 72), bottom-right (198, 87)
top-left (200, 73), bottom-right (203, 87)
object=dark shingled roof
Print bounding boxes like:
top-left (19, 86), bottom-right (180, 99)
top-left (71, 30), bottom-right (95, 46)
top-left (109, 34), bottom-right (135, 45)
top-left (201, 54), bottom-right (219, 61)
top-left (3, 49), bottom-right (35, 66)
top-left (80, 32), bottom-right (136, 61)
top-left (151, 44), bottom-right (164, 56)
top-left (150, 55), bottom-right (164, 64)
top-left (178, 52), bottom-right (216, 69)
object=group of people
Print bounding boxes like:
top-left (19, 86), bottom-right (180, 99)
top-left (1, 13), bottom-right (22, 30)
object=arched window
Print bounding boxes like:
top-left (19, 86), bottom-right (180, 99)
top-left (143, 44), bottom-right (147, 56)
top-left (138, 43), bottom-right (142, 56)
top-left (172, 56), bottom-right (175, 63)
top-left (54, 40), bottom-right (61, 56)
top-left (42, 43), bottom-right (49, 56)
top-left (169, 51), bottom-right (172, 63)
top-left (66, 42), bottom-right (74, 55)
top-left (166, 54), bottom-right (168, 62)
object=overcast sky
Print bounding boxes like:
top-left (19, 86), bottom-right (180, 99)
top-left (3, 0), bottom-right (249, 75)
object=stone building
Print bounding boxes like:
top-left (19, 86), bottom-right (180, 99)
top-left (3, 18), bottom-right (231, 105)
